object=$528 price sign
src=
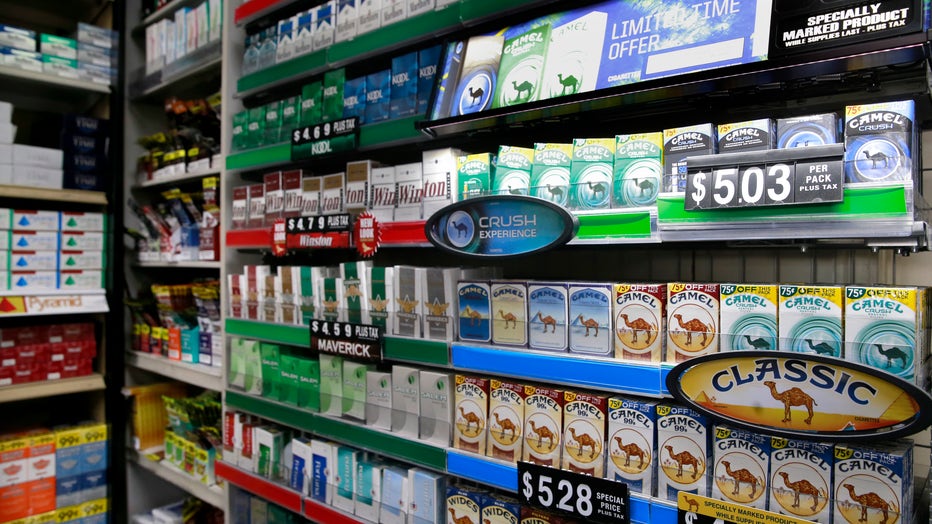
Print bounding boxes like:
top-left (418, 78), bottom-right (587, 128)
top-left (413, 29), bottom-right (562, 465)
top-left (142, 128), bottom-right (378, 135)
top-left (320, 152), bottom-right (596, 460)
top-left (518, 462), bottom-right (629, 524)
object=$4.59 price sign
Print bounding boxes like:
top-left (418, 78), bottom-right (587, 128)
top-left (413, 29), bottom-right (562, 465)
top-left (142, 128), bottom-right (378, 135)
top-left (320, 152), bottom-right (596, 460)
top-left (685, 145), bottom-right (844, 211)
top-left (309, 319), bottom-right (383, 362)
top-left (518, 462), bottom-right (629, 524)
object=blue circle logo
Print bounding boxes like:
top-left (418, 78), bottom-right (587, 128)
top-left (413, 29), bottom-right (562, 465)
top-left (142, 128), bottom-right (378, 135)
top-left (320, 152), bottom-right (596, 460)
top-left (446, 211), bottom-right (475, 248)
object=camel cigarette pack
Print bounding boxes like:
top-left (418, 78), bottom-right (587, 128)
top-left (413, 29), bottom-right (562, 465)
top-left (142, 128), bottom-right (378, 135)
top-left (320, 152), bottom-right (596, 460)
top-left (493, 146), bottom-right (534, 196)
top-left (355, 458), bottom-right (382, 521)
top-left (342, 360), bottom-right (373, 421)
top-left (457, 153), bottom-right (491, 200)
top-left (365, 371), bottom-right (392, 430)
top-left (422, 147), bottom-right (461, 219)
top-left (320, 172), bottom-right (345, 214)
top-left (333, 445), bottom-right (360, 513)
top-left (369, 166), bottom-right (396, 223)
top-left (568, 283), bottom-right (613, 357)
top-left (449, 34), bottom-right (503, 117)
top-left (311, 439), bottom-right (335, 505)
top-left (776, 113), bottom-right (839, 149)
top-left (614, 133), bottom-right (663, 208)
top-left (778, 285), bottom-right (844, 357)
top-left (301, 175), bottom-right (321, 216)
top-left (528, 282), bottom-right (568, 351)
top-left (539, 9), bottom-right (606, 101)
top-left (666, 283), bottom-right (720, 363)
top-left (357, 0), bottom-right (380, 34)
top-left (393, 265), bottom-right (423, 338)
top-left (657, 404), bottom-right (710, 501)
top-left (482, 495), bottom-right (521, 524)
top-left (345, 160), bottom-right (375, 211)
top-left (418, 370), bottom-right (452, 446)
top-left (486, 379), bottom-right (525, 462)
top-left (380, 465), bottom-right (408, 524)
top-left (447, 486), bottom-right (484, 524)
top-left (394, 163), bottom-right (423, 221)
top-left (523, 384), bottom-right (563, 467)
top-left (417, 45), bottom-right (441, 114)
top-left (409, 469), bottom-right (445, 524)
top-left (520, 507), bottom-right (563, 524)
top-left (663, 124), bottom-right (715, 193)
top-left (769, 438), bottom-right (832, 522)
top-left (381, 0), bottom-right (406, 26)
top-left (607, 397), bottom-right (657, 495)
top-left (845, 286), bottom-right (922, 384)
top-left (720, 284), bottom-right (778, 352)
top-left (457, 280), bottom-right (491, 343)
top-left (334, 0), bottom-right (357, 43)
top-left (844, 100), bottom-right (915, 184)
top-left (718, 119), bottom-right (775, 153)
top-left (492, 24), bottom-right (551, 109)
top-left (562, 391), bottom-right (607, 477)
top-left (491, 281), bottom-right (528, 347)
top-left (833, 441), bottom-right (912, 524)
top-left (319, 354), bottom-right (343, 417)
top-left (391, 365), bottom-right (420, 437)
top-left (613, 283), bottom-right (665, 362)
top-left (712, 426), bottom-right (770, 510)
top-left (365, 265), bottom-right (394, 330)
top-left (454, 374), bottom-right (489, 454)
top-left (569, 138), bottom-right (614, 211)
top-left (421, 267), bottom-right (457, 341)
top-left (389, 51), bottom-right (417, 119)
top-left (530, 143), bottom-right (572, 208)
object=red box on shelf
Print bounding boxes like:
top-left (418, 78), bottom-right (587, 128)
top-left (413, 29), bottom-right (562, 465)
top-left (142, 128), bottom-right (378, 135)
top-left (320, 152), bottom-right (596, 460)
top-left (61, 359), bottom-right (83, 378)
top-left (0, 367), bottom-right (12, 386)
top-left (13, 363), bottom-right (37, 384)
top-left (45, 361), bottom-right (63, 380)
top-left (0, 345), bottom-right (14, 368)
top-left (16, 345), bottom-right (47, 367)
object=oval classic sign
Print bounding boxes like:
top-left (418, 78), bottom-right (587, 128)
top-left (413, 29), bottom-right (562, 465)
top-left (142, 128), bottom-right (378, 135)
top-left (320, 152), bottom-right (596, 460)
top-left (425, 195), bottom-right (578, 258)
top-left (666, 351), bottom-right (932, 441)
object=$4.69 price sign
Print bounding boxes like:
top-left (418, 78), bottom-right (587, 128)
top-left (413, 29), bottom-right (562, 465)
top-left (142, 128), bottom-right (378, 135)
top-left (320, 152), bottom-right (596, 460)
top-left (685, 145), bottom-right (844, 211)
top-left (291, 117), bottom-right (359, 161)
top-left (309, 319), bottom-right (382, 362)
top-left (518, 462), bottom-right (629, 524)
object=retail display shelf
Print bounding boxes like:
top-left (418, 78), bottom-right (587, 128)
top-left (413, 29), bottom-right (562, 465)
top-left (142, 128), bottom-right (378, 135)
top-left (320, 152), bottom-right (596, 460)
top-left (0, 374), bottom-right (105, 403)
top-left (131, 41), bottom-right (222, 101)
top-left (125, 351), bottom-right (223, 391)
top-left (237, 50), bottom-right (327, 97)
top-left (225, 391), bottom-right (448, 471)
top-left (451, 344), bottom-right (669, 398)
top-left (0, 65), bottom-right (109, 95)
top-left (135, 0), bottom-right (205, 31)
top-left (226, 319), bottom-right (309, 347)
top-left (216, 461), bottom-right (303, 514)
top-left (226, 144), bottom-right (291, 172)
top-left (0, 186), bottom-right (107, 205)
top-left (133, 260), bottom-right (221, 269)
top-left (570, 208), bottom-right (658, 244)
top-left (383, 336), bottom-right (449, 366)
top-left (302, 498), bottom-right (361, 524)
top-left (226, 227), bottom-right (273, 249)
top-left (128, 449), bottom-right (226, 508)
top-left (135, 167), bottom-right (222, 189)
top-left (0, 288), bottom-right (109, 317)
top-left (0, 65), bottom-right (109, 113)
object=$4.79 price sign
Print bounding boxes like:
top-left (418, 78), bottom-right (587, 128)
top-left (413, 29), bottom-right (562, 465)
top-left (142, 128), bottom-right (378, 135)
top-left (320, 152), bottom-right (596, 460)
top-left (518, 462), bottom-right (629, 524)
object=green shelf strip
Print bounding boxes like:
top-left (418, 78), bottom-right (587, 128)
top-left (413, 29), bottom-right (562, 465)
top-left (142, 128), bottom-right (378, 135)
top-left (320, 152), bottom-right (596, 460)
top-left (383, 336), bottom-right (450, 366)
top-left (226, 319), bottom-right (310, 347)
top-left (327, 6), bottom-right (462, 65)
top-left (657, 184), bottom-right (909, 224)
top-left (575, 210), bottom-right (653, 241)
top-left (359, 116), bottom-right (425, 149)
top-left (238, 50), bottom-right (328, 95)
top-left (225, 390), bottom-right (447, 471)
top-left (226, 143), bottom-right (292, 171)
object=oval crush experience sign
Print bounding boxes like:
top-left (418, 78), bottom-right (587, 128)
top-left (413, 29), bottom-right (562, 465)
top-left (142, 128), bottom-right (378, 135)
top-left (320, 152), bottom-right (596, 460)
top-left (425, 195), bottom-right (578, 258)
top-left (666, 351), bottom-right (932, 441)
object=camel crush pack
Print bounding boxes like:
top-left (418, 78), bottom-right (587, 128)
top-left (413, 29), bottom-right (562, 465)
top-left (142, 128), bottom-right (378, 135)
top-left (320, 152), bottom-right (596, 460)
top-left (769, 437), bottom-right (832, 522)
top-left (568, 283), bottom-right (613, 357)
top-left (778, 285), bottom-right (844, 357)
top-left (720, 284), bottom-right (778, 352)
top-left (570, 138), bottom-right (615, 210)
top-left (530, 143), bottom-right (572, 208)
top-left (663, 124), bottom-right (715, 193)
top-left (493, 146), bottom-right (534, 196)
top-left (712, 425), bottom-right (770, 510)
top-left (562, 391), bottom-right (607, 477)
top-left (666, 283), bottom-right (720, 363)
top-left (453, 374), bottom-right (489, 454)
top-left (488, 379), bottom-right (525, 462)
top-left (614, 133), bottom-right (663, 208)
top-left (607, 396), bottom-right (656, 496)
top-left (528, 282), bottom-right (568, 351)
top-left (493, 24), bottom-right (551, 108)
top-left (833, 441), bottom-right (912, 524)
top-left (657, 403), bottom-right (710, 501)
top-left (491, 281), bottom-right (528, 347)
top-left (844, 285), bottom-right (924, 384)
top-left (523, 384), bottom-right (563, 467)
top-left (613, 283), bottom-right (665, 362)
top-left (844, 100), bottom-right (915, 184)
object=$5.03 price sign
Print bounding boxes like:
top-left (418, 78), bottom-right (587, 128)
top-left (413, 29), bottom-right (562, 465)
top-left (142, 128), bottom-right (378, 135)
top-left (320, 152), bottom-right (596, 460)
top-left (518, 462), bottom-right (629, 524)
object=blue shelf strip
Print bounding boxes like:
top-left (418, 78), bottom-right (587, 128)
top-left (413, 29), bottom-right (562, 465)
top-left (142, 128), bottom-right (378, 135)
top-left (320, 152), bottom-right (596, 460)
top-left (451, 344), bottom-right (668, 397)
top-left (446, 451), bottom-right (518, 492)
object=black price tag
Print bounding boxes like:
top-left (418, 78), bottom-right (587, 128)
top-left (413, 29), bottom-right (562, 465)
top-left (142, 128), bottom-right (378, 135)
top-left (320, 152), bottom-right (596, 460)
top-left (291, 117), bottom-right (359, 160)
top-left (309, 320), bottom-right (383, 362)
top-left (685, 146), bottom-right (844, 211)
top-left (518, 462), bottom-right (629, 524)
top-left (286, 214), bottom-right (352, 234)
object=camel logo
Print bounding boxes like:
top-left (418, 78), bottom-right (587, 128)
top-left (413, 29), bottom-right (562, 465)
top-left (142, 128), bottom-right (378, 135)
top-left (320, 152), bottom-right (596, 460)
top-left (667, 352), bottom-right (932, 440)
top-left (836, 477), bottom-right (900, 524)
top-left (444, 210), bottom-right (475, 249)
top-left (563, 420), bottom-right (600, 464)
top-left (715, 455), bottom-right (766, 504)
top-left (610, 430), bottom-right (651, 474)
top-left (772, 465), bottom-right (829, 517)
top-left (669, 308), bottom-right (716, 353)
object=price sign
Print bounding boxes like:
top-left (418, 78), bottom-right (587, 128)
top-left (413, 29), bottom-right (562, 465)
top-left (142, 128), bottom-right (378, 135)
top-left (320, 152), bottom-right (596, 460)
top-left (286, 214), bottom-right (352, 234)
top-left (518, 462), bottom-right (629, 524)
top-left (291, 117), bottom-right (359, 161)
top-left (685, 144), bottom-right (844, 211)
top-left (309, 320), bottom-right (383, 362)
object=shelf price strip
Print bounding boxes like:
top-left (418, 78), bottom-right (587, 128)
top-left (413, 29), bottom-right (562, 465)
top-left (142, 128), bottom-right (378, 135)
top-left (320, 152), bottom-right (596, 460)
top-left (291, 117), bottom-right (359, 160)
top-left (685, 144), bottom-right (844, 210)
top-left (309, 320), bottom-right (383, 362)
top-left (518, 462), bottom-right (629, 524)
